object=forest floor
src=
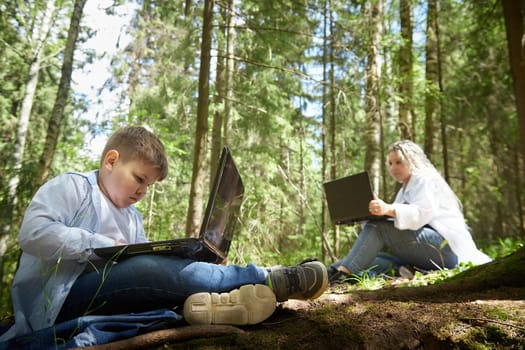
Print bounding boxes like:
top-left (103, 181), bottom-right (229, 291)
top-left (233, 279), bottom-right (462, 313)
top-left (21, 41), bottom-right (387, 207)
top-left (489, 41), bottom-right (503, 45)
top-left (103, 278), bottom-right (525, 350)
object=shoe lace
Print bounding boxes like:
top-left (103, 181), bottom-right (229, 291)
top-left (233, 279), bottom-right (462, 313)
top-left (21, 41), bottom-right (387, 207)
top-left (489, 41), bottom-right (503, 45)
top-left (282, 266), bottom-right (303, 295)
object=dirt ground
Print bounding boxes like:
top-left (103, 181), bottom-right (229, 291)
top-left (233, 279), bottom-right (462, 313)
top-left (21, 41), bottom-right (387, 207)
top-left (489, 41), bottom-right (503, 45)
top-left (113, 282), bottom-right (525, 350)
top-left (267, 285), bottom-right (525, 350)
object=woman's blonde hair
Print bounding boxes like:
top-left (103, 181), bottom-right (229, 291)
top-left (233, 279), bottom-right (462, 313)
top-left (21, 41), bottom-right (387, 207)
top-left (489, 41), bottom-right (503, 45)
top-left (387, 140), bottom-right (462, 210)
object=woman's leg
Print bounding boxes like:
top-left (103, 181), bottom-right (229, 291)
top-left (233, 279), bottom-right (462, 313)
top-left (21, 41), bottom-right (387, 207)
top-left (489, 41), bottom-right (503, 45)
top-left (383, 225), bottom-right (458, 270)
top-left (334, 221), bottom-right (388, 274)
top-left (56, 255), bottom-right (266, 322)
top-left (332, 220), bottom-right (457, 275)
top-left (366, 252), bottom-right (404, 276)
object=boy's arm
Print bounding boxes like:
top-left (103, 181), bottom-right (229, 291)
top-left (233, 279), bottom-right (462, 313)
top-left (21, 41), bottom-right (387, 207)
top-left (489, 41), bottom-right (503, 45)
top-left (18, 173), bottom-right (114, 262)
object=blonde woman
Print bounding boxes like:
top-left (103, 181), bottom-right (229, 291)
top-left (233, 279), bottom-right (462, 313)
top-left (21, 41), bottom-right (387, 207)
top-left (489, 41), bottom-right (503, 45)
top-left (329, 140), bottom-right (491, 283)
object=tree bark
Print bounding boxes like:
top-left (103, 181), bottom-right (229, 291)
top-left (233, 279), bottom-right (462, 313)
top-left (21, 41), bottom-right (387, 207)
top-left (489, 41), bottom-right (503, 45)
top-left (321, 0), bottom-right (330, 262)
top-left (501, 0), bottom-right (525, 180)
top-left (328, 2), bottom-right (340, 258)
top-left (424, 0), bottom-right (440, 161)
top-left (1, 0), bottom-right (56, 253)
top-left (398, 0), bottom-right (414, 141)
top-left (186, 0), bottom-right (214, 237)
top-left (224, 0), bottom-right (236, 147)
top-left (33, 0), bottom-right (87, 190)
top-left (211, 2), bottom-right (226, 190)
top-left (76, 325), bottom-right (244, 350)
top-left (364, 0), bottom-right (383, 192)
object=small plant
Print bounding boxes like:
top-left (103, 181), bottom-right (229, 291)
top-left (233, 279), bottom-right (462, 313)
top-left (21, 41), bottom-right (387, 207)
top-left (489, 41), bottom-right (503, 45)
top-left (343, 266), bottom-right (387, 291)
top-left (483, 237), bottom-right (523, 259)
top-left (392, 261), bottom-right (476, 287)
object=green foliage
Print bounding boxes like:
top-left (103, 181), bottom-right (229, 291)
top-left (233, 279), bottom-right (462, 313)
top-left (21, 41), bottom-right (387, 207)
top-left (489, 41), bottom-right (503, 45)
top-left (343, 266), bottom-right (388, 291)
top-left (0, 0), bottom-right (523, 319)
top-left (344, 237), bottom-right (522, 292)
top-left (483, 237), bottom-right (524, 259)
top-left (406, 262), bottom-right (475, 287)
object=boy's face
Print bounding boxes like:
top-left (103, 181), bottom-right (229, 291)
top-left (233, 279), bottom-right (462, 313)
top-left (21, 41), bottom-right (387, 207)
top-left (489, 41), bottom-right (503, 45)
top-left (99, 150), bottom-right (161, 208)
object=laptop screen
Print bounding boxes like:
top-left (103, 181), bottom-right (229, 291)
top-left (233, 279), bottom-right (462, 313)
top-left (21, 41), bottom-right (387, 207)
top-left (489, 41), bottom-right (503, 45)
top-left (201, 146), bottom-right (244, 254)
top-left (93, 145), bottom-right (244, 263)
top-left (323, 171), bottom-right (374, 225)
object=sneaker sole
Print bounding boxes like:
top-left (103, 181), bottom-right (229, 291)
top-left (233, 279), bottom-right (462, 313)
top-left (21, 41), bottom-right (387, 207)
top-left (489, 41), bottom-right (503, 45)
top-left (183, 284), bottom-right (276, 325)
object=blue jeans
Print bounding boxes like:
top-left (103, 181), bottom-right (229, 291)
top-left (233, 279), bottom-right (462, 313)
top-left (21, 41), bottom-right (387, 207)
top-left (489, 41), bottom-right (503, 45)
top-left (331, 220), bottom-right (458, 276)
top-left (56, 255), bottom-right (267, 323)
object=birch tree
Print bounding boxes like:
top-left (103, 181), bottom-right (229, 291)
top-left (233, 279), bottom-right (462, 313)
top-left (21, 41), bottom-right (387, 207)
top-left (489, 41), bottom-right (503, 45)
top-left (1, 1), bottom-right (56, 254)
top-left (424, 0), bottom-right (440, 160)
top-left (364, 0), bottom-right (383, 191)
top-left (398, 0), bottom-right (414, 140)
top-left (210, 2), bottom-right (227, 186)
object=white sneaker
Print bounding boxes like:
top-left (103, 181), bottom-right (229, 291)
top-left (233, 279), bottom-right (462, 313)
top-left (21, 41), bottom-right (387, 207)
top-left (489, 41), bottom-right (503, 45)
top-left (183, 284), bottom-right (276, 325)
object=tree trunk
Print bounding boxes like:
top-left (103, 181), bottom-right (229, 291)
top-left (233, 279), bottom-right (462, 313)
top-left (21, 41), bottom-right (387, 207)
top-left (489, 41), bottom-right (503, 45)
top-left (223, 0), bottom-right (235, 146)
top-left (211, 2), bottom-right (226, 190)
top-left (298, 113), bottom-right (307, 238)
top-left (513, 147), bottom-right (525, 236)
top-left (364, 0), bottom-right (383, 192)
top-left (1, 0), bottom-right (56, 253)
top-left (328, 3), bottom-right (340, 258)
top-left (424, 0), bottom-right (440, 160)
top-left (186, 0), bottom-right (214, 237)
top-left (321, 0), bottom-right (330, 262)
top-left (398, 0), bottom-right (414, 141)
top-left (33, 0), bottom-right (87, 190)
top-left (501, 0), bottom-right (525, 180)
top-left (321, 0), bottom-right (338, 261)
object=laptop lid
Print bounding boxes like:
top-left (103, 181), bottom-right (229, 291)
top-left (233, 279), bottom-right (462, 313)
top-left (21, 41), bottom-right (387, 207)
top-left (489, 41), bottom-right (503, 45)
top-left (323, 171), bottom-right (376, 225)
top-left (199, 145), bottom-right (244, 257)
top-left (94, 146), bottom-right (243, 263)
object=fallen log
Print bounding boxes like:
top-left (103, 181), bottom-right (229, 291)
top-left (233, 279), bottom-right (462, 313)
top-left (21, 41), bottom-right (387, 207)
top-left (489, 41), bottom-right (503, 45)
top-left (72, 324), bottom-right (245, 350)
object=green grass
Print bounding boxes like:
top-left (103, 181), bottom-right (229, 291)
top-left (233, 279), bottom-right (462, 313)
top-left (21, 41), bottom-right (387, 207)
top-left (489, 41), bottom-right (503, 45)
top-left (340, 236), bottom-right (523, 291)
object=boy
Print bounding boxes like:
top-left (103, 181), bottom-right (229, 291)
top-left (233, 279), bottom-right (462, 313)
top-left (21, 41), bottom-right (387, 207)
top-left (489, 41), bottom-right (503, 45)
top-left (1, 126), bottom-right (327, 340)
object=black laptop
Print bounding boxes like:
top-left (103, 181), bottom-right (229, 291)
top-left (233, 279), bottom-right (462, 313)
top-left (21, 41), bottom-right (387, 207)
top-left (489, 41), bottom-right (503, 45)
top-left (94, 146), bottom-right (244, 264)
top-left (323, 171), bottom-right (386, 225)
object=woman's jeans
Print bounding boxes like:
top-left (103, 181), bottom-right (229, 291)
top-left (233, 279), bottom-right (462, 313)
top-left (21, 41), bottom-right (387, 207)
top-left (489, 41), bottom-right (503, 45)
top-left (332, 220), bottom-right (458, 276)
top-left (56, 255), bottom-right (267, 323)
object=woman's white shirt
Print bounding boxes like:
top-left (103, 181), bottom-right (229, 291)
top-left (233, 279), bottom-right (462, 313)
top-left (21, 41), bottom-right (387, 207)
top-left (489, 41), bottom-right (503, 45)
top-left (391, 174), bottom-right (492, 265)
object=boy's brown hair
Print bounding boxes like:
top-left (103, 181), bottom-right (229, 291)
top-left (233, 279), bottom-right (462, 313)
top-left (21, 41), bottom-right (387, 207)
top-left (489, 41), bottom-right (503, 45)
top-left (101, 126), bottom-right (169, 180)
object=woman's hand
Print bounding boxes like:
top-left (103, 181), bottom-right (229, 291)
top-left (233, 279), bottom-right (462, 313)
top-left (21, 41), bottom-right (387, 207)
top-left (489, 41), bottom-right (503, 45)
top-left (369, 195), bottom-right (396, 217)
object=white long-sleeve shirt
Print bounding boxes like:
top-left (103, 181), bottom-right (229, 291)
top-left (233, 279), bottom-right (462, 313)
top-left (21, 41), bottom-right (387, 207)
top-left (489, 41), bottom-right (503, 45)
top-left (1, 170), bottom-right (146, 340)
top-left (391, 174), bottom-right (492, 265)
